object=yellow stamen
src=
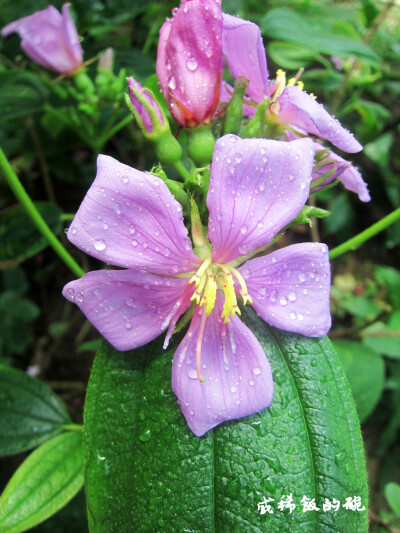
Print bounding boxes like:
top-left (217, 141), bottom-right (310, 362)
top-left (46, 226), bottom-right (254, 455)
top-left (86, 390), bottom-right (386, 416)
top-left (190, 274), bottom-right (206, 304)
top-left (297, 80), bottom-right (304, 91)
top-left (203, 271), bottom-right (217, 316)
top-left (219, 267), bottom-right (239, 323)
top-left (189, 257), bottom-right (211, 286)
top-left (227, 266), bottom-right (253, 305)
top-left (274, 69), bottom-right (287, 98)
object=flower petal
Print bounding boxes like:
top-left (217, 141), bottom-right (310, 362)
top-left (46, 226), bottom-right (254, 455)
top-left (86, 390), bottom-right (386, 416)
top-left (207, 135), bottom-right (315, 264)
top-left (61, 3), bottom-right (83, 71)
top-left (63, 269), bottom-right (191, 351)
top-left (240, 243), bottom-right (331, 337)
top-left (222, 13), bottom-right (268, 103)
top-left (172, 297), bottom-right (273, 437)
top-left (277, 86), bottom-right (362, 153)
top-left (156, 1), bottom-right (223, 127)
top-left (67, 155), bottom-right (200, 274)
top-left (338, 164), bottom-right (370, 202)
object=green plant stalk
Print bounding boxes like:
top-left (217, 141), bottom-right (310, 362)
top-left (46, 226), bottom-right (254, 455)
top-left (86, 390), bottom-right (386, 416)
top-left (62, 424), bottom-right (83, 432)
top-left (0, 147), bottom-right (85, 278)
top-left (329, 207), bottom-right (400, 259)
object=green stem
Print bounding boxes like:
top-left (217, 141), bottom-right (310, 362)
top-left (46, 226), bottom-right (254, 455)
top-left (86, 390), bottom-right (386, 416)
top-left (0, 148), bottom-right (85, 278)
top-left (62, 424), bottom-right (83, 432)
top-left (98, 114), bottom-right (134, 149)
top-left (61, 213), bottom-right (76, 222)
top-left (173, 160), bottom-right (190, 182)
top-left (329, 207), bottom-right (400, 259)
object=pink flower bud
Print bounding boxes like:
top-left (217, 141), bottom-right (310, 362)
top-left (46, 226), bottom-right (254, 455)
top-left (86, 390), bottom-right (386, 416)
top-left (127, 77), bottom-right (165, 134)
top-left (98, 48), bottom-right (114, 71)
top-left (156, 0), bottom-right (223, 128)
top-left (1, 3), bottom-right (82, 75)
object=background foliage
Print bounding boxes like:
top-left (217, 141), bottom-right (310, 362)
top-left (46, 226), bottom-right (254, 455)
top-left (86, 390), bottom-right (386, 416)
top-left (0, 0), bottom-right (399, 531)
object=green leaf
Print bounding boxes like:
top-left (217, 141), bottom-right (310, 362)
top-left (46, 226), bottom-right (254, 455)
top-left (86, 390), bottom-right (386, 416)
top-left (375, 265), bottom-right (400, 309)
top-left (0, 365), bottom-right (72, 456)
top-left (341, 295), bottom-right (382, 320)
top-left (332, 340), bottom-right (385, 422)
top-left (361, 312), bottom-right (400, 359)
top-left (267, 41), bottom-right (320, 70)
top-left (0, 431), bottom-right (84, 533)
top-left (83, 308), bottom-right (368, 532)
top-left (261, 8), bottom-right (379, 65)
top-left (0, 71), bottom-right (49, 121)
top-left (0, 202), bottom-right (63, 268)
top-left (384, 482), bottom-right (400, 516)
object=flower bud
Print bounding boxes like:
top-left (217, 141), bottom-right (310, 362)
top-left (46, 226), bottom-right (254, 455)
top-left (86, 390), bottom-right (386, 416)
top-left (126, 77), bottom-right (165, 136)
top-left (1, 3), bottom-right (82, 75)
top-left (156, 0), bottom-right (223, 128)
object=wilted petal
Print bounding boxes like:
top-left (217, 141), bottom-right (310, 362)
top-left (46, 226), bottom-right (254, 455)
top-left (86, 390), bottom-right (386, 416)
top-left (172, 297), bottom-right (273, 436)
top-left (1, 4), bottom-right (82, 74)
top-left (222, 14), bottom-right (268, 103)
top-left (156, 0), bottom-right (223, 127)
top-left (63, 269), bottom-right (191, 351)
top-left (68, 155), bottom-right (200, 274)
top-left (241, 243), bottom-right (331, 337)
top-left (277, 86), bottom-right (362, 153)
top-left (207, 135), bottom-right (315, 264)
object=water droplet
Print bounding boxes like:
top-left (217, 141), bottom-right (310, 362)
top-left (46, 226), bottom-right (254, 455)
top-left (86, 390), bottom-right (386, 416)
top-left (279, 296), bottom-right (287, 306)
top-left (240, 225), bottom-right (247, 234)
top-left (67, 288), bottom-right (75, 299)
top-left (270, 289), bottom-right (278, 302)
top-left (238, 244), bottom-right (248, 254)
top-left (234, 153), bottom-right (243, 164)
top-left (259, 181), bottom-right (266, 191)
top-left (188, 368), bottom-right (197, 379)
top-left (71, 227), bottom-right (77, 235)
top-left (126, 297), bottom-right (135, 307)
top-left (94, 239), bottom-right (106, 251)
top-left (288, 291), bottom-right (297, 302)
top-left (253, 367), bottom-right (261, 376)
top-left (163, 248), bottom-right (170, 257)
top-left (186, 57), bottom-right (198, 71)
top-left (257, 287), bottom-right (268, 299)
top-left (168, 76), bottom-right (176, 90)
top-left (230, 386), bottom-right (237, 393)
top-left (132, 240), bottom-right (138, 247)
top-left (290, 312), bottom-right (296, 320)
top-left (76, 292), bottom-right (83, 304)
top-left (303, 288), bottom-right (309, 295)
top-left (126, 322), bottom-right (132, 329)
top-left (139, 429), bottom-right (151, 442)
top-left (122, 175), bottom-right (129, 183)
top-left (103, 223), bottom-right (108, 230)
top-left (298, 313), bottom-right (304, 321)
top-left (298, 273), bottom-right (307, 282)
top-left (142, 241), bottom-right (148, 249)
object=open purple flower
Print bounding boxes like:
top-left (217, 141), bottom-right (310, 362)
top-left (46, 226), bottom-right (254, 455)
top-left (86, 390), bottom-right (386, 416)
top-left (221, 14), bottom-right (362, 154)
top-left (1, 3), bottom-right (82, 75)
top-left (63, 135), bottom-right (331, 436)
top-left (156, 0), bottom-right (223, 127)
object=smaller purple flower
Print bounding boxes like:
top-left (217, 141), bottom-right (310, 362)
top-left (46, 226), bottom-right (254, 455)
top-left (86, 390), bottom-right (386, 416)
top-left (63, 135), bottom-right (331, 436)
top-left (156, 0), bottom-right (223, 127)
top-left (221, 13), bottom-right (362, 154)
top-left (1, 3), bottom-right (83, 75)
top-left (127, 77), bottom-right (165, 135)
top-left (312, 142), bottom-right (370, 202)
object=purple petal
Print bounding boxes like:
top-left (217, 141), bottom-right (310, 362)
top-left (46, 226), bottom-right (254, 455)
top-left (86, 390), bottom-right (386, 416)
top-left (68, 155), bottom-right (200, 274)
top-left (172, 296), bottom-right (273, 436)
top-left (63, 269), bottom-right (191, 351)
top-left (240, 243), bottom-right (331, 337)
top-left (1, 4), bottom-right (82, 74)
top-left (313, 143), bottom-right (370, 202)
top-left (222, 13), bottom-right (268, 103)
top-left (207, 135), bottom-right (315, 264)
top-left (156, 0), bottom-right (223, 127)
top-left (277, 86), bottom-right (362, 153)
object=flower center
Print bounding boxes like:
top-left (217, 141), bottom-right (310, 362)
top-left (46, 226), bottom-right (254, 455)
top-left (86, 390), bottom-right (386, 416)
top-left (189, 257), bottom-right (253, 322)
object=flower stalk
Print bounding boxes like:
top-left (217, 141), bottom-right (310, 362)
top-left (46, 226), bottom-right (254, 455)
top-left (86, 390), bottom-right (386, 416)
top-left (0, 147), bottom-right (85, 278)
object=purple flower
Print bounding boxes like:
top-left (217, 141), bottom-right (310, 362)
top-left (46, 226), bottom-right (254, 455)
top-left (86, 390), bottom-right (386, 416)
top-left (63, 135), bottom-right (331, 436)
top-left (127, 77), bottom-right (165, 134)
top-left (312, 142), bottom-right (370, 202)
top-left (221, 14), bottom-right (362, 153)
top-left (1, 3), bottom-right (82, 75)
top-left (156, 0), bottom-right (223, 127)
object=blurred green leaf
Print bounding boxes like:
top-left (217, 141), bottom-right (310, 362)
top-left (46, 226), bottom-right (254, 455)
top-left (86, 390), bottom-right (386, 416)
top-left (0, 431), bottom-right (84, 533)
top-left (342, 295), bottom-right (382, 320)
top-left (301, 69), bottom-right (344, 92)
top-left (77, 339), bottom-right (102, 353)
top-left (364, 132), bottom-right (394, 168)
top-left (361, 312), bottom-right (400, 358)
top-left (267, 41), bottom-right (320, 70)
top-left (0, 365), bottom-right (72, 456)
top-left (332, 340), bottom-right (384, 422)
top-left (0, 202), bottom-right (63, 268)
top-left (261, 8), bottom-right (379, 64)
top-left (375, 265), bottom-right (400, 309)
top-left (0, 72), bottom-right (49, 121)
top-left (324, 193), bottom-right (353, 234)
top-left (384, 482), bottom-right (400, 516)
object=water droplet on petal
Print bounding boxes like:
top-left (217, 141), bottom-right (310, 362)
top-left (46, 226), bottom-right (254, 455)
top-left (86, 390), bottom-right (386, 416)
top-left (168, 76), bottom-right (176, 90)
top-left (94, 240), bottom-right (106, 251)
top-left (257, 287), bottom-right (268, 299)
top-left (253, 367), bottom-right (261, 376)
top-left (188, 368), bottom-right (197, 379)
top-left (163, 248), bottom-right (170, 257)
top-left (279, 297), bottom-right (288, 306)
top-left (238, 244), bottom-right (248, 255)
top-left (186, 57), bottom-right (198, 71)
top-left (298, 273), bottom-right (307, 282)
top-left (288, 291), bottom-right (297, 302)
top-left (240, 225), bottom-right (247, 234)
top-left (132, 240), bottom-right (138, 247)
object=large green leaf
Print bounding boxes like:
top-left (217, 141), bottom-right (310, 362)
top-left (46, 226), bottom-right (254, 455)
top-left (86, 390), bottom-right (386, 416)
top-left (0, 202), bottom-right (63, 268)
top-left (0, 71), bottom-right (49, 121)
top-left (83, 307), bottom-right (368, 532)
top-left (0, 365), bottom-right (71, 456)
top-left (261, 8), bottom-right (379, 65)
top-left (0, 431), bottom-right (84, 533)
